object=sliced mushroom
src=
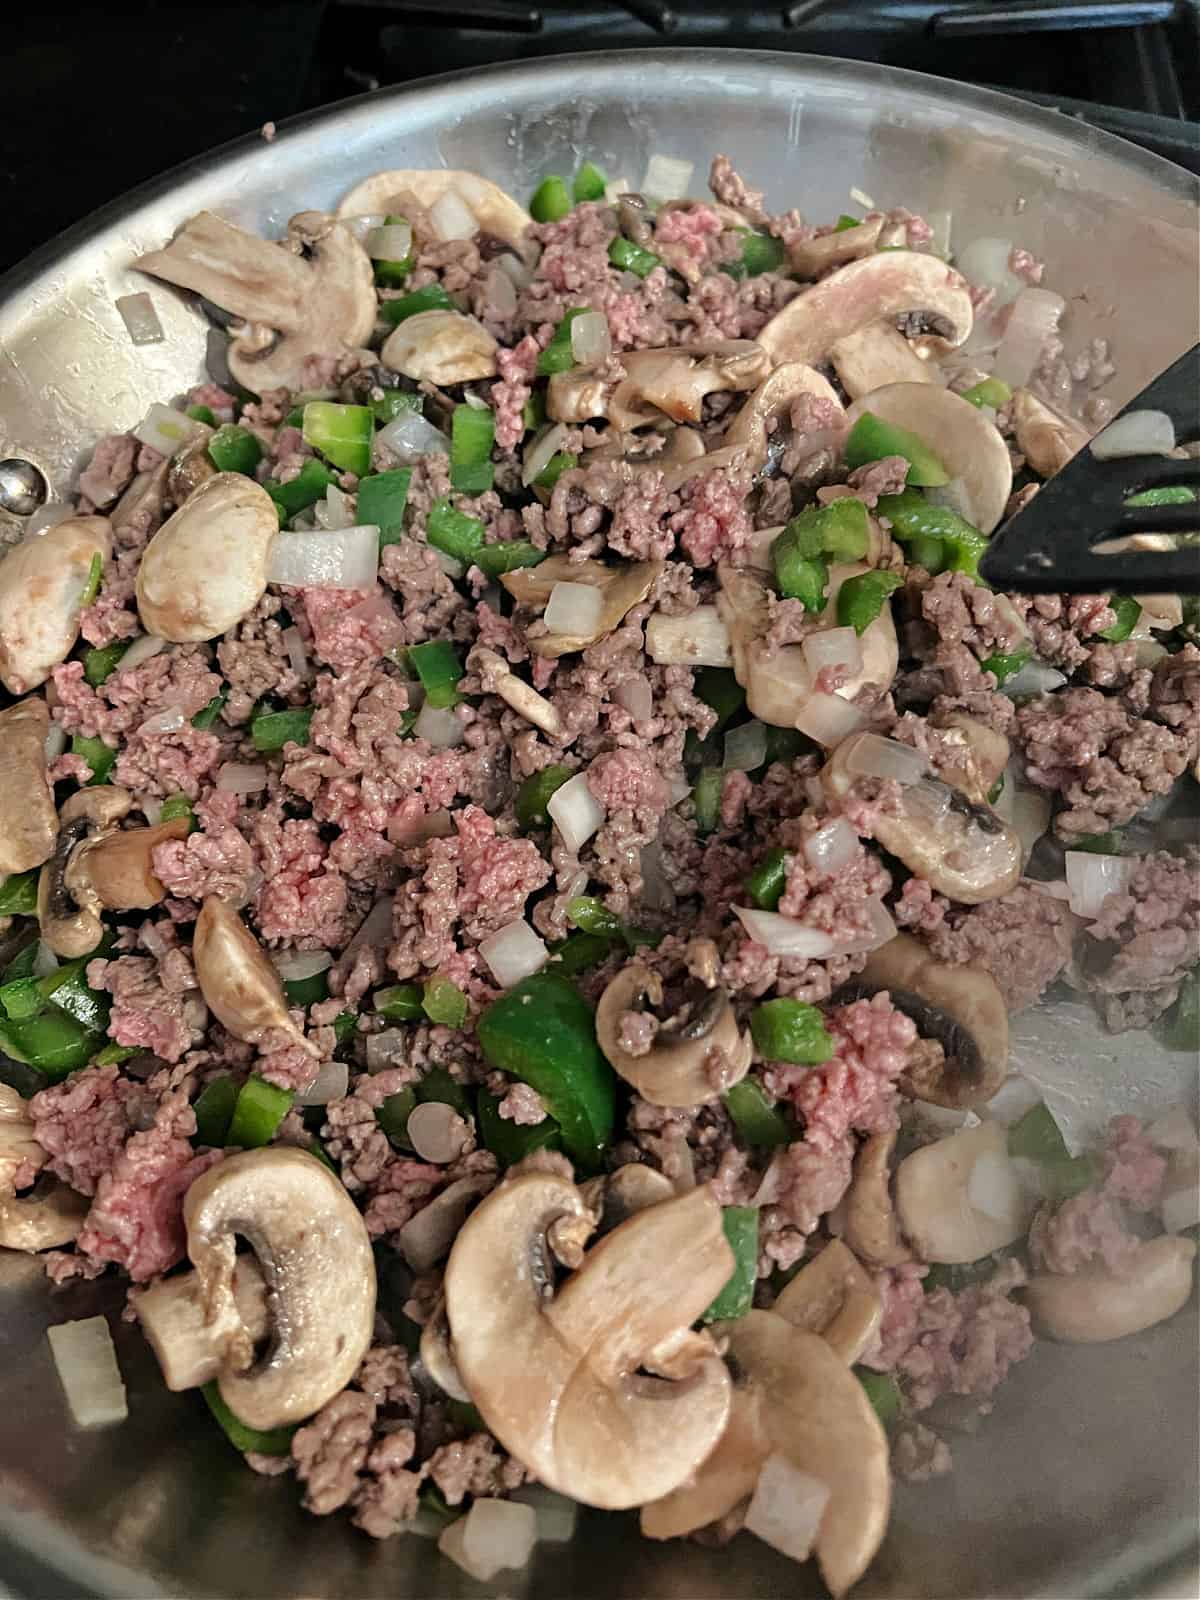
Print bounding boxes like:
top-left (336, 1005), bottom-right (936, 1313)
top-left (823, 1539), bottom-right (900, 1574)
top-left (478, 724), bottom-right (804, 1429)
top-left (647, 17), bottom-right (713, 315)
top-left (843, 1131), bottom-right (910, 1269)
top-left (131, 1256), bottom-right (270, 1391)
top-left (136, 472), bottom-right (278, 642)
top-left (546, 370), bottom-right (615, 425)
top-left (0, 515), bottom-right (112, 694)
top-left (166, 427), bottom-right (217, 506)
top-left (0, 699), bottom-right (58, 876)
top-left (500, 554), bottom-right (662, 658)
top-left (830, 321), bottom-right (939, 400)
top-left (37, 787), bottom-right (134, 959)
top-left (579, 1163), bottom-right (676, 1235)
top-left (472, 648), bottom-right (561, 737)
top-left (721, 1312), bottom-right (890, 1598)
top-left (444, 1172), bottom-right (733, 1508)
top-left (183, 1147), bottom-right (376, 1428)
top-left (192, 896), bottom-right (316, 1056)
top-left (723, 363), bottom-right (845, 477)
top-left (822, 732), bottom-right (1021, 903)
top-left (788, 217), bottom-right (885, 279)
top-left (418, 1298), bottom-right (471, 1401)
top-left (758, 252), bottom-right (973, 369)
top-left (65, 817), bottom-right (190, 918)
top-left (608, 342), bottom-right (771, 431)
top-left (641, 1386), bottom-right (771, 1540)
top-left (381, 310), bottom-right (499, 386)
top-left (138, 210), bottom-right (376, 394)
top-left (595, 963), bottom-right (751, 1107)
top-left (846, 383), bottom-right (1013, 534)
top-left (773, 1239), bottom-right (883, 1365)
top-left (895, 1120), bottom-right (1035, 1264)
top-left (851, 932), bottom-right (1008, 1109)
top-left (0, 1085), bottom-right (87, 1252)
top-left (1025, 1235), bottom-right (1196, 1344)
top-left (928, 712), bottom-right (1012, 806)
top-left (111, 458), bottom-right (170, 543)
top-left (397, 1174), bottom-right (494, 1273)
top-left (1010, 388), bottom-right (1089, 478)
top-left (338, 169), bottom-right (533, 258)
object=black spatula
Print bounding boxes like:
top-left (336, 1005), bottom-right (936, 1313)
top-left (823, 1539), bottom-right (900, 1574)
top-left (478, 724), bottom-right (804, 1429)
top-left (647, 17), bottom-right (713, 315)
top-left (979, 342), bottom-right (1200, 594)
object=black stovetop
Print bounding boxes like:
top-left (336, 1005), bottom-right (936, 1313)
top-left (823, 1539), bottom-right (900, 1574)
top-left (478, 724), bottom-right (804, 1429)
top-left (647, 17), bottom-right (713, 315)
top-left (5, 1), bottom-right (1198, 277)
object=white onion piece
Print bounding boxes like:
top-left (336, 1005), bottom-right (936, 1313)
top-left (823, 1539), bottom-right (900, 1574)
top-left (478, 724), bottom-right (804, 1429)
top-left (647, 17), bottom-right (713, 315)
top-left (271, 949), bottom-right (334, 983)
top-left (1064, 851), bottom-right (1135, 920)
top-left (1162, 1180), bottom-right (1200, 1236)
top-left (1000, 658), bottom-right (1067, 698)
top-left (138, 704), bottom-right (185, 737)
top-left (1010, 785), bottom-right (1052, 860)
top-left (377, 410), bottom-right (450, 463)
top-left (478, 919), bottom-right (548, 988)
top-left (981, 1074), bottom-right (1044, 1128)
top-left (268, 525), bottom-right (380, 590)
top-left (723, 719), bottom-right (767, 772)
top-left (991, 288), bottom-right (1065, 389)
top-left (1028, 878), bottom-right (1071, 901)
top-left (215, 762), bottom-right (269, 794)
top-left (365, 1029), bottom-right (407, 1074)
top-left (836, 897), bottom-right (898, 954)
top-left (645, 606), bottom-right (732, 667)
top-left (342, 212), bottom-right (386, 243)
top-left (802, 626), bottom-right (862, 681)
top-left (956, 237), bottom-right (1021, 308)
top-left (510, 1485), bottom-right (579, 1545)
top-left (547, 771), bottom-right (606, 853)
top-left (43, 720), bottom-right (67, 763)
top-left (794, 691), bottom-right (865, 749)
top-left (925, 476), bottom-right (975, 523)
top-left (365, 221), bottom-right (413, 262)
top-left (133, 403), bottom-right (205, 458)
top-left (1147, 1107), bottom-right (1199, 1153)
top-left (435, 551), bottom-right (465, 579)
top-left (281, 625), bottom-right (311, 682)
top-left (604, 177), bottom-right (631, 202)
top-left (414, 703), bottom-right (465, 749)
top-left (733, 906), bottom-right (836, 958)
top-left (407, 1101), bottom-right (468, 1165)
top-left (845, 732), bottom-right (929, 787)
top-left (430, 190), bottom-right (480, 243)
top-left (295, 1060), bottom-right (350, 1107)
top-left (521, 422), bottom-right (570, 488)
top-left (496, 252), bottom-right (533, 292)
top-left (804, 817), bottom-right (857, 876)
top-left (849, 186), bottom-right (875, 209)
top-left (745, 1455), bottom-right (830, 1565)
top-left (613, 674), bottom-right (653, 723)
top-left (47, 1317), bottom-right (127, 1429)
top-left (32, 940), bottom-right (59, 978)
top-left (483, 263), bottom-right (519, 318)
top-left (115, 633), bottom-right (167, 673)
top-left (114, 292), bottom-right (164, 347)
top-left (925, 209), bottom-right (953, 260)
top-left (439, 1500), bottom-right (537, 1582)
top-left (315, 484), bottom-right (355, 531)
top-left (968, 1148), bottom-right (1027, 1227)
top-left (642, 154), bottom-right (694, 202)
top-left (569, 310), bottom-right (612, 367)
top-left (1090, 409), bottom-right (1176, 461)
top-left (544, 581), bottom-right (604, 638)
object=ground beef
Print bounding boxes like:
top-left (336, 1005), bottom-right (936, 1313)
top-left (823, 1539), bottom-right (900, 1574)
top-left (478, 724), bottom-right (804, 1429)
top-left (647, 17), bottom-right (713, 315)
top-left (880, 1259), bottom-right (1034, 1412)
top-left (1083, 848), bottom-right (1200, 1028)
top-left (893, 1422), bottom-right (953, 1482)
top-left (28, 1065), bottom-right (138, 1197)
top-left (708, 154), bottom-right (770, 227)
top-left (452, 804), bottom-right (551, 940)
top-left (254, 815), bottom-right (349, 948)
top-left (1028, 1189), bottom-right (1139, 1276)
top-left (293, 1390), bottom-right (376, 1514)
top-left (1101, 1114), bottom-right (1167, 1213)
top-left (670, 466), bottom-right (754, 567)
top-left (88, 953), bottom-right (202, 1063)
top-left (78, 433), bottom-right (137, 509)
top-left (926, 883), bottom-right (1075, 1012)
top-left (152, 798), bottom-right (256, 904)
top-left (920, 572), bottom-right (1028, 660)
top-left (490, 336), bottom-right (539, 451)
top-left (498, 1084), bottom-right (547, 1125)
top-left (758, 1137), bottom-right (854, 1258)
top-left (863, 1262), bottom-right (928, 1371)
top-left (425, 1432), bottom-right (525, 1505)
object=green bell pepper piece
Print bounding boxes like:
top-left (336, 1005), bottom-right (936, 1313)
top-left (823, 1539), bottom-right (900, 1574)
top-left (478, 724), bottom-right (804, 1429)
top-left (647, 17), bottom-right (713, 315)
top-left (744, 848), bottom-right (790, 912)
top-left (536, 309), bottom-right (588, 376)
top-left (83, 641), bottom-right (129, 687)
top-left (70, 735), bottom-right (116, 785)
top-left (1072, 831), bottom-right (1123, 855)
top-left (980, 644), bottom-right (1032, 686)
top-left (875, 490), bottom-right (988, 578)
top-left (374, 983), bottom-right (424, 1022)
top-left (1098, 595), bottom-right (1141, 642)
top-left (193, 1075), bottom-right (239, 1147)
top-left (92, 1042), bottom-right (138, 1067)
top-left (357, 468), bottom-right (412, 548)
top-left (476, 1088), bottom-right (563, 1166)
top-left (0, 871), bottom-right (39, 917)
top-left (422, 975), bottom-right (468, 1029)
top-left (192, 692), bottom-right (227, 731)
top-left (414, 1065), bottom-right (473, 1119)
top-left (202, 1382), bottom-right (297, 1456)
top-left (472, 540), bottom-right (547, 578)
top-left (426, 499), bottom-right (486, 565)
top-left (332, 1011), bottom-right (358, 1048)
top-left (522, 390), bottom-right (547, 432)
top-left (514, 765), bottom-right (573, 829)
top-left (737, 231), bottom-right (786, 277)
top-left (778, 499), bottom-right (872, 565)
top-left (723, 1078), bottom-right (792, 1148)
top-left (961, 377), bottom-right (1012, 409)
top-left (79, 553), bottom-right (103, 608)
top-left (702, 1207), bottom-right (759, 1323)
top-left (692, 767), bottom-right (724, 836)
top-left (749, 999), bottom-right (835, 1065)
top-left (266, 458), bottom-right (337, 523)
top-left (608, 237), bottom-right (661, 278)
top-left (186, 404), bottom-right (216, 426)
top-left (408, 640), bottom-right (464, 709)
top-left (1007, 1102), bottom-right (1100, 1201)
top-left (449, 405), bottom-right (496, 496)
top-left (837, 569), bottom-right (903, 634)
top-left (0, 1010), bottom-right (103, 1082)
top-left (844, 412), bottom-right (949, 487)
top-left (856, 1369), bottom-right (902, 1427)
top-left (207, 424), bottom-right (262, 476)
top-left (0, 977), bottom-right (42, 1022)
top-left (39, 955), bottom-right (110, 1032)
top-left (372, 215), bottom-right (415, 287)
top-left (834, 214), bottom-right (860, 231)
top-left (549, 931), bottom-right (612, 978)
top-left (370, 390), bottom-right (423, 425)
top-left (302, 402), bottom-right (373, 478)
top-left (227, 1076), bottom-right (293, 1148)
top-left (380, 284), bottom-right (455, 326)
top-left (376, 1087), bottom-right (418, 1147)
top-left (695, 666), bottom-right (746, 732)
top-left (1124, 485), bottom-right (1196, 507)
top-left (282, 970), bottom-right (330, 1008)
top-left (159, 793), bottom-right (194, 828)
top-left (530, 176), bottom-right (572, 223)
top-left (251, 708), bottom-right (313, 753)
top-left (535, 451), bottom-right (577, 490)
top-left (572, 162), bottom-right (607, 203)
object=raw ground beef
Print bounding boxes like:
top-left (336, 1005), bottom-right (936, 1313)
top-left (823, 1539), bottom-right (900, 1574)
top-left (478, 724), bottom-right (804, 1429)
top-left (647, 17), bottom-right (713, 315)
top-left (1082, 848), bottom-right (1200, 1028)
top-left (926, 883), bottom-right (1076, 1012)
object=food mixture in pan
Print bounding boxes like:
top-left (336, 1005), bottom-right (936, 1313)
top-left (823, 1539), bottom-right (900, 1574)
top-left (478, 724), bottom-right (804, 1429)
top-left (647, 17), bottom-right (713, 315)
top-left (1, 152), bottom-right (1197, 1594)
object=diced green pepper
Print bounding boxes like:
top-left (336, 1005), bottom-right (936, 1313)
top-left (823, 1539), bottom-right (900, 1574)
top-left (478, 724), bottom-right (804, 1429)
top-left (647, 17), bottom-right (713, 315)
top-left (1098, 595), bottom-right (1141, 643)
top-left (702, 1207), bottom-right (759, 1323)
top-left (737, 230), bottom-right (786, 277)
top-left (202, 1382), bottom-right (297, 1457)
top-left (696, 666), bottom-right (746, 732)
top-left (981, 644), bottom-right (1033, 686)
top-left (0, 1010), bottom-right (103, 1082)
top-left (251, 708), bottom-right (313, 753)
top-left (476, 972), bottom-right (615, 1171)
top-left (450, 405), bottom-right (496, 496)
top-left (0, 870), bottom-right (39, 917)
top-left (987, 773), bottom-right (1005, 805)
top-left (844, 413), bottom-right (949, 487)
top-left (370, 390), bottom-right (423, 426)
top-left (372, 215), bottom-right (415, 287)
top-left (0, 978), bottom-right (43, 1022)
top-left (723, 1078), bottom-right (792, 1148)
top-left (1125, 485), bottom-right (1196, 507)
top-left (1073, 831), bottom-right (1123, 855)
top-left (749, 999), bottom-right (835, 1065)
top-left (356, 468), bottom-right (412, 548)
top-left (530, 176), bottom-right (572, 223)
top-left (284, 406), bottom-right (306, 430)
top-left (282, 970), bottom-right (330, 1007)
top-left (779, 499), bottom-right (872, 564)
top-left (535, 451), bottom-right (577, 490)
top-left (92, 1042), bottom-right (138, 1067)
top-left (536, 309), bottom-right (588, 376)
top-left (83, 641), bottom-right (129, 687)
top-left (422, 975), bottom-right (468, 1029)
top-left (522, 390), bottom-right (547, 432)
top-left (607, 237), bottom-right (661, 279)
top-left (837, 569), bottom-right (903, 634)
top-left (907, 532), bottom-right (946, 573)
top-left (473, 540), bottom-right (547, 578)
top-left (565, 896), bottom-right (622, 940)
top-left (426, 498), bottom-right (485, 565)
top-left (39, 954), bottom-right (110, 1032)
top-left (834, 214), bottom-right (860, 232)
top-left (207, 424), bottom-right (262, 476)
top-left (923, 1259), bottom-right (996, 1293)
top-left (332, 1011), bottom-right (358, 1048)
top-left (1159, 969), bottom-right (1199, 1053)
top-left (515, 765), bottom-right (573, 829)
top-left (374, 983), bottom-right (424, 1022)
top-left (186, 404), bottom-right (217, 426)
top-left (80, 553), bottom-right (103, 608)
top-left (70, 735), bottom-right (116, 785)
top-left (744, 848), bottom-right (790, 912)
top-left (549, 931), bottom-right (612, 978)
top-left (414, 1065), bottom-right (473, 1119)
top-left (192, 692), bottom-right (227, 731)
top-left (159, 793), bottom-right (194, 828)
top-left (302, 402), bottom-right (373, 478)
top-left (192, 1075), bottom-right (239, 1147)
top-left (376, 1087), bottom-right (417, 1147)
top-left (379, 284), bottom-right (454, 326)
top-left (876, 490), bottom-right (989, 579)
top-left (408, 640), bottom-right (464, 710)
top-left (227, 1076), bottom-right (293, 1149)
top-left (856, 1369), bottom-right (902, 1427)
top-left (692, 767), bottom-right (724, 836)
top-left (572, 162), bottom-right (607, 203)
top-left (265, 458), bottom-right (337, 523)
top-left (3, 943), bottom-right (39, 982)
top-left (774, 551), bottom-right (827, 613)
top-left (961, 378), bottom-right (1012, 410)
top-left (1007, 1101), bottom-right (1101, 1202)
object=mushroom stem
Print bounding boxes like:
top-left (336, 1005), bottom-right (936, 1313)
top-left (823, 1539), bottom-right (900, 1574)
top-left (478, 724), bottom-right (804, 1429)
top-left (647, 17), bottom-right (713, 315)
top-left (0, 699), bottom-right (59, 877)
top-left (192, 896), bottom-right (316, 1055)
top-left (132, 1257), bottom-right (270, 1391)
top-left (596, 964), bottom-right (751, 1107)
top-left (1025, 1236), bottom-right (1196, 1344)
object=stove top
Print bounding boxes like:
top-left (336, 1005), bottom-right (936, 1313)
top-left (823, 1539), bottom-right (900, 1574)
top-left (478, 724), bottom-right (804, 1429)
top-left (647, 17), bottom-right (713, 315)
top-left (4, 1), bottom-right (1198, 275)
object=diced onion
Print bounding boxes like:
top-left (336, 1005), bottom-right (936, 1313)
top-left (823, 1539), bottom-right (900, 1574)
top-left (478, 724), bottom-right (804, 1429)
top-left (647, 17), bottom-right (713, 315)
top-left (365, 221), bottom-right (413, 262)
top-left (926, 209), bottom-right (953, 260)
top-left (26, 503), bottom-right (76, 536)
top-left (836, 897), bottom-right (898, 954)
top-left (133, 402), bottom-right (205, 458)
top-left (905, 777), bottom-right (952, 826)
top-left (1090, 409), bottom-right (1176, 461)
top-left (295, 1060), bottom-right (349, 1107)
top-left (44, 720), bottom-right (67, 763)
top-left (642, 154), bottom-right (694, 203)
top-left (1163, 1178), bottom-right (1200, 1236)
top-left (47, 1317), bottom-right (127, 1429)
top-left (414, 703), bottom-right (466, 749)
top-left (407, 1101), bottom-right (468, 1165)
top-left (926, 476), bottom-right (975, 523)
top-left (794, 691), bottom-right (865, 749)
top-left (1064, 851), bottom-right (1136, 919)
top-left (723, 719), bottom-right (767, 772)
top-left (646, 606), bottom-right (732, 667)
top-left (377, 410), bottom-right (450, 463)
top-left (968, 1148), bottom-right (1027, 1227)
top-left (115, 634), bottom-right (167, 673)
top-left (282, 624), bottom-right (311, 682)
top-left (849, 186), bottom-right (875, 209)
top-left (803, 817), bottom-right (857, 875)
top-left (569, 310), bottom-right (612, 367)
top-left (342, 212), bottom-right (386, 243)
top-left (510, 1484), bottom-right (579, 1544)
top-left (315, 483), bottom-right (356, 531)
top-left (845, 732), bottom-right (929, 786)
top-left (32, 941), bottom-right (59, 978)
top-left (1009, 785), bottom-right (1051, 860)
top-left (138, 704), bottom-right (186, 737)
top-left (430, 190), bottom-right (480, 243)
top-left (544, 581), bottom-right (604, 638)
top-left (365, 1029), bottom-right (407, 1074)
top-left (956, 237), bottom-right (1021, 308)
top-left (991, 288), bottom-right (1065, 389)
top-left (613, 674), bottom-right (653, 723)
top-left (1147, 1106), bottom-right (1199, 1153)
top-left (114, 292), bottom-right (164, 347)
top-left (496, 252), bottom-right (533, 292)
top-left (744, 1455), bottom-right (830, 1565)
top-left (439, 1499), bottom-right (537, 1582)
top-left (604, 177), bottom-right (632, 202)
top-left (733, 906), bottom-right (836, 958)
top-left (981, 1074), bottom-right (1045, 1128)
top-left (547, 771), bottom-right (606, 852)
top-left (271, 949), bottom-right (334, 983)
top-left (1000, 659), bottom-right (1067, 698)
top-left (215, 762), bottom-right (269, 794)
top-left (267, 525), bottom-right (380, 590)
top-left (483, 263), bottom-right (519, 319)
top-left (802, 626), bottom-right (862, 681)
top-left (478, 918), bottom-right (549, 989)
top-left (522, 422), bottom-right (570, 488)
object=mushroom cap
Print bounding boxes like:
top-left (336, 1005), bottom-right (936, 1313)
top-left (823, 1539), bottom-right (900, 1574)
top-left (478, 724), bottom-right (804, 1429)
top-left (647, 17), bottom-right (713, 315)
top-left (609, 342), bottom-right (771, 430)
top-left (723, 363), bottom-right (844, 476)
top-left (640, 1385), bottom-right (771, 1540)
top-left (721, 1311), bottom-right (891, 1598)
top-left (1025, 1235), bottom-right (1196, 1344)
top-left (580, 1163), bottom-right (676, 1235)
top-left (166, 428), bottom-right (217, 506)
top-left (0, 698), bottom-right (58, 876)
top-left (38, 814), bottom-right (104, 960)
top-left (338, 168), bottom-right (534, 257)
top-left (895, 1120), bottom-right (1035, 1264)
top-left (193, 895), bottom-right (315, 1054)
top-left (381, 309), bottom-right (499, 386)
top-left (846, 382), bottom-right (1013, 534)
top-left (444, 1172), bottom-right (733, 1508)
top-left (788, 216), bottom-right (885, 280)
top-left (136, 472), bottom-right (278, 643)
top-left (419, 1298), bottom-right (471, 1401)
top-left (183, 1147), bottom-right (376, 1429)
top-left (66, 817), bottom-right (191, 912)
top-left (0, 1087), bottom-right (87, 1252)
top-left (929, 712), bottom-right (1013, 807)
top-left (773, 1238), bottom-right (883, 1366)
top-left (595, 963), bottom-right (752, 1107)
top-left (0, 515), bottom-right (112, 694)
top-left (829, 320), bottom-right (940, 400)
top-left (758, 251), bottom-right (973, 369)
top-left (1010, 388), bottom-right (1089, 478)
top-left (843, 1130), bottom-right (911, 1269)
top-left (500, 554), bottom-right (663, 658)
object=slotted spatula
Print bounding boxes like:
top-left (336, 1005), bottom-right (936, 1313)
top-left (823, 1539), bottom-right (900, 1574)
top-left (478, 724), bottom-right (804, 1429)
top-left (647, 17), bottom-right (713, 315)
top-left (979, 341), bottom-right (1200, 593)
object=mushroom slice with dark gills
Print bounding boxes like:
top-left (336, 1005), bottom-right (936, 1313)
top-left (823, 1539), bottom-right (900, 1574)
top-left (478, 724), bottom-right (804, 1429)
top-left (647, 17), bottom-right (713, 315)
top-left (0, 1085), bottom-right (87, 1253)
top-left (821, 732), bottom-right (1022, 904)
top-left (337, 168), bottom-right (534, 259)
top-left (722, 362), bottom-right (846, 478)
top-left (595, 962), bottom-right (752, 1107)
top-left (0, 698), bottom-right (59, 878)
top-left (607, 341), bottom-right (771, 430)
